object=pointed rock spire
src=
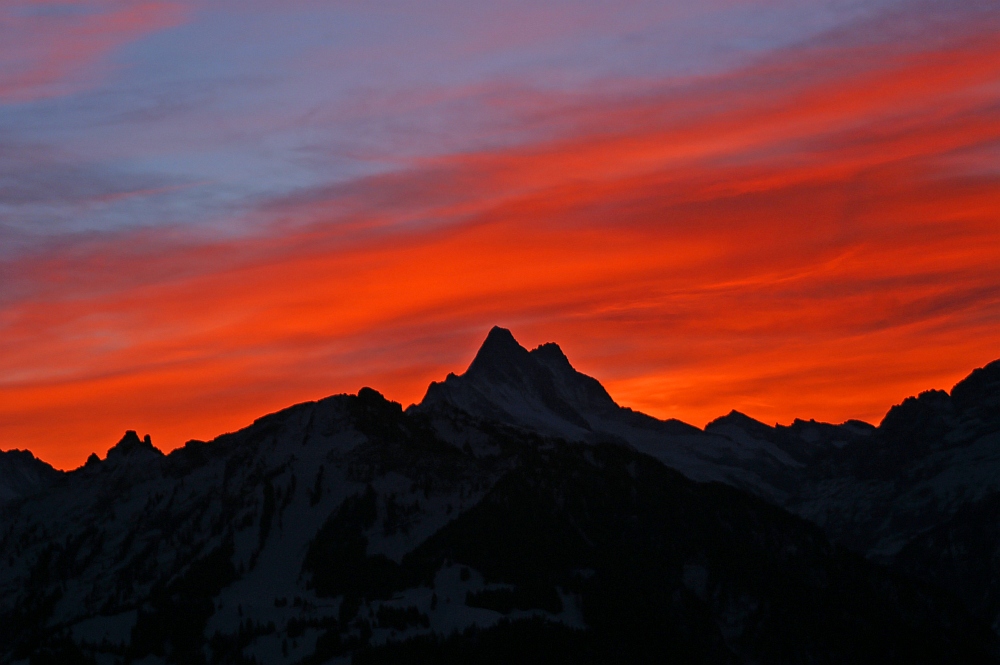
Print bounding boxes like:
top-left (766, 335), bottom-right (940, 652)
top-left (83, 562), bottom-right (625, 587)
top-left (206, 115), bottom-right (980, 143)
top-left (415, 326), bottom-right (623, 435)
top-left (529, 341), bottom-right (571, 366)
top-left (106, 430), bottom-right (163, 461)
top-left (465, 326), bottom-right (533, 379)
top-left (951, 358), bottom-right (1000, 419)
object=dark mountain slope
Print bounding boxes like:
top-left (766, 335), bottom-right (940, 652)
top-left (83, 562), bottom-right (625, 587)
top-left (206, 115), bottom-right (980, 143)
top-left (416, 327), bottom-right (812, 501)
top-left (702, 358), bottom-right (1000, 632)
top-left (894, 490), bottom-right (1000, 636)
top-left (780, 359), bottom-right (1000, 557)
top-left (3, 329), bottom-right (1000, 663)
top-left (384, 440), bottom-right (995, 664)
top-left (3, 386), bottom-right (995, 663)
top-left (0, 448), bottom-right (62, 506)
top-left (418, 326), bottom-right (696, 438)
top-left (419, 329), bottom-right (1000, 635)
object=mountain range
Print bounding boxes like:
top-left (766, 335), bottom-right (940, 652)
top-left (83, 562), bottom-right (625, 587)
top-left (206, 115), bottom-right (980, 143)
top-left (2, 326), bottom-right (999, 663)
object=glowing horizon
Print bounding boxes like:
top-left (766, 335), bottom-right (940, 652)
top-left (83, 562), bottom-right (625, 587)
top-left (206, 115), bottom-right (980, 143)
top-left (2, 1), bottom-right (999, 470)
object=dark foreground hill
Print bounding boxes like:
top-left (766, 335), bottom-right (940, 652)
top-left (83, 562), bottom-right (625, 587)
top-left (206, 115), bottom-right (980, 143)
top-left (1, 328), bottom-right (999, 664)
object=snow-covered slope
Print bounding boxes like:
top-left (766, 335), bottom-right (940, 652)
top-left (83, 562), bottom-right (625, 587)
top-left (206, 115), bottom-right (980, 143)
top-left (418, 329), bottom-right (1000, 634)
top-left (0, 391), bottom-right (512, 663)
top-left (417, 327), bottom-right (694, 438)
top-left (702, 360), bottom-right (1000, 557)
top-left (2, 386), bottom-right (991, 664)
top-left (415, 327), bottom-right (819, 501)
top-left (704, 359), bottom-right (1000, 638)
top-left (3, 328), bottom-right (1000, 663)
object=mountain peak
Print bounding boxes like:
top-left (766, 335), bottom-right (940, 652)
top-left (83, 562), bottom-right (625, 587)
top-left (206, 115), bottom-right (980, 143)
top-left (951, 358), bottom-right (1000, 420)
top-left (707, 410), bottom-right (769, 430)
top-left (0, 448), bottom-right (61, 505)
top-left (485, 325), bottom-right (517, 344)
top-left (106, 430), bottom-right (163, 461)
top-left (465, 326), bottom-right (530, 377)
top-left (416, 327), bottom-right (627, 437)
top-left (530, 341), bottom-right (570, 365)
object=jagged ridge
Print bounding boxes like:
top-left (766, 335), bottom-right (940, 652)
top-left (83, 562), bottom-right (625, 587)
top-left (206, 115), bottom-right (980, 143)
top-left (2, 328), bottom-right (1000, 664)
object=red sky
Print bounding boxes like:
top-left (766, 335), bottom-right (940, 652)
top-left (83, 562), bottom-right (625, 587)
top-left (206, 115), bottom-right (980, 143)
top-left (2, 2), bottom-right (999, 469)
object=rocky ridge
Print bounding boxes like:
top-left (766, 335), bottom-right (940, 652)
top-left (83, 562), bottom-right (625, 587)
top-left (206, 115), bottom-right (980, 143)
top-left (1, 328), bottom-right (999, 664)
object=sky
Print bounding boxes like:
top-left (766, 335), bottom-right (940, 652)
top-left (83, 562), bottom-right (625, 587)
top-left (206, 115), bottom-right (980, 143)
top-left (1, 0), bottom-right (999, 469)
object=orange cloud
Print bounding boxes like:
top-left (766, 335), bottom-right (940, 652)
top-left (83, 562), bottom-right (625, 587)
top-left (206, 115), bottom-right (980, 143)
top-left (3, 9), bottom-right (1000, 469)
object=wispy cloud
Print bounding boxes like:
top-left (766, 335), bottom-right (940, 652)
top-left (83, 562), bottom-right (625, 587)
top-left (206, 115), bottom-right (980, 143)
top-left (0, 0), bottom-right (188, 103)
top-left (2, 1), bottom-right (999, 468)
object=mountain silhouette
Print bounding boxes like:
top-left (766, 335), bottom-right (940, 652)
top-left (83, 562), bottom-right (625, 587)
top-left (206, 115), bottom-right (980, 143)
top-left (417, 326), bottom-right (681, 437)
top-left (0, 448), bottom-right (59, 505)
top-left (417, 327), bottom-right (801, 500)
top-left (1, 327), bottom-right (1000, 664)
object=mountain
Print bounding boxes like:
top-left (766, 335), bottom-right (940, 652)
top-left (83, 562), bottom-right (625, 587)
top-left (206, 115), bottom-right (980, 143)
top-left (0, 448), bottom-right (61, 506)
top-left (416, 326), bottom-right (815, 503)
top-left (703, 362), bottom-right (1000, 532)
top-left (697, 359), bottom-right (1000, 631)
top-left (421, 329), bottom-right (1000, 616)
top-left (1, 328), bottom-right (999, 664)
top-left (417, 327), bottom-right (690, 437)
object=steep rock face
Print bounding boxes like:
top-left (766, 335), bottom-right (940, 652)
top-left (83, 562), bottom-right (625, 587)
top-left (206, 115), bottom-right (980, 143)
top-left (421, 332), bottom-right (1000, 635)
top-left (105, 431), bottom-right (161, 458)
top-left (710, 358), bottom-right (1000, 633)
top-left (417, 327), bottom-right (702, 438)
top-left (3, 328), bottom-right (1000, 663)
top-left (529, 342), bottom-right (620, 419)
top-left (793, 360), bottom-right (1000, 555)
top-left (418, 327), bottom-right (606, 438)
top-left (423, 332), bottom-right (1000, 590)
top-left (103, 430), bottom-right (165, 470)
top-left (879, 390), bottom-right (955, 453)
top-left (416, 327), bottom-right (807, 501)
top-left (952, 359), bottom-right (1000, 424)
top-left (0, 391), bottom-right (485, 664)
top-left (0, 449), bottom-right (62, 506)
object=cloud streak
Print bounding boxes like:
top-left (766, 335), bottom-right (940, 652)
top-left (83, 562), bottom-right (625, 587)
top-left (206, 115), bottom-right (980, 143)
top-left (0, 0), bottom-right (188, 103)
